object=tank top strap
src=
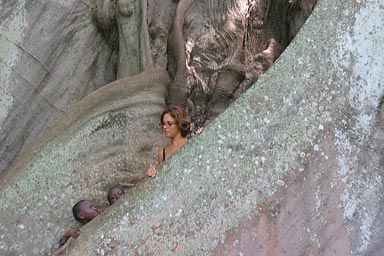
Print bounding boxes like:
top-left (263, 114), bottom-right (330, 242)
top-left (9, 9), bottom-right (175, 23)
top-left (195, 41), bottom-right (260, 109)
top-left (163, 147), bottom-right (166, 162)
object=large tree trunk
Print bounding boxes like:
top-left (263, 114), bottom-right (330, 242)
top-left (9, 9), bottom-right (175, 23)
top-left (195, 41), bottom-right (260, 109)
top-left (0, 0), bottom-right (316, 174)
top-left (0, 69), bottom-right (169, 254)
top-left (0, 0), bottom-right (117, 173)
top-left (168, 0), bottom-right (317, 127)
top-left (8, 1), bottom-right (384, 256)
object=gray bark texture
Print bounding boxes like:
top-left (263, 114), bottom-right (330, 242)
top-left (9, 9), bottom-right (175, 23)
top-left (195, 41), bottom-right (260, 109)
top-left (0, 0), bottom-right (116, 174)
top-left (0, 0), bottom-right (314, 174)
top-left (1, 0), bottom-right (383, 255)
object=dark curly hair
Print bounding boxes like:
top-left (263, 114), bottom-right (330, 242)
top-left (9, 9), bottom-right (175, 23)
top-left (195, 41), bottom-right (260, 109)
top-left (161, 106), bottom-right (191, 137)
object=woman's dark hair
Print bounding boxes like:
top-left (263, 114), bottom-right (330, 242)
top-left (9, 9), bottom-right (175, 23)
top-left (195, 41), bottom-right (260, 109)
top-left (161, 106), bottom-right (191, 137)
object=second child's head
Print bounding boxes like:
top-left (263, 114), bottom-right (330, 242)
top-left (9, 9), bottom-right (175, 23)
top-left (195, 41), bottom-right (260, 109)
top-left (72, 200), bottom-right (99, 224)
top-left (107, 187), bottom-right (125, 205)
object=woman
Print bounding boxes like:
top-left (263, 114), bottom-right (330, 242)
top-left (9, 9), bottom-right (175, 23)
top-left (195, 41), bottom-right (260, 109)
top-left (147, 106), bottom-right (191, 177)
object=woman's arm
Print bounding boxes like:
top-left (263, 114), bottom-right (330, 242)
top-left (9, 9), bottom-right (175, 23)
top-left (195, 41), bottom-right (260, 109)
top-left (147, 149), bottom-right (163, 177)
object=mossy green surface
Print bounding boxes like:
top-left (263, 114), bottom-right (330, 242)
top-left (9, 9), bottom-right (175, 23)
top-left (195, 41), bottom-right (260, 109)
top-left (0, 0), bottom-right (383, 255)
top-left (62, 0), bottom-right (382, 255)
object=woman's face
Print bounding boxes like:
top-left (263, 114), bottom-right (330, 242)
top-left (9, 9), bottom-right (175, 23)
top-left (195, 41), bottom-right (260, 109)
top-left (162, 113), bottom-right (180, 138)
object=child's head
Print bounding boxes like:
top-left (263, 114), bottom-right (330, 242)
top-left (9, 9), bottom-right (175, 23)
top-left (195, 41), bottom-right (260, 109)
top-left (72, 200), bottom-right (99, 224)
top-left (107, 187), bottom-right (125, 205)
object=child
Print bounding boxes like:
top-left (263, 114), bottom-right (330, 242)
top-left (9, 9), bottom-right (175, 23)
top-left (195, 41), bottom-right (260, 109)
top-left (58, 200), bottom-right (100, 247)
top-left (57, 186), bottom-right (126, 250)
top-left (107, 187), bottom-right (125, 205)
top-left (72, 200), bottom-right (100, 224)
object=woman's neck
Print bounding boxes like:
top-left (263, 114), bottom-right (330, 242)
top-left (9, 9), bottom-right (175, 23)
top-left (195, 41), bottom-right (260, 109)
top-left (171, 135), bottom-right (187, 146)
